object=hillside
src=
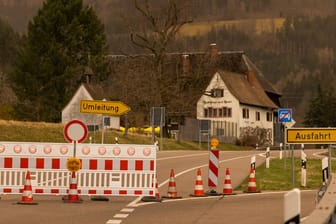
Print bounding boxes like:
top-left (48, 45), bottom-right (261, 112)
top-left (178, 18), bottom-right (285, 37)
top-left (1, 0), bottom-right (335, 34)
top-left (1, 0), bottom-right (336, 126)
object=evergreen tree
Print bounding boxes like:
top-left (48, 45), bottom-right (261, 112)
top-left (0, 19), bottom-right (21, 68)
top-left (10, 0), bottom-right (110, 122)
top-left (303, 85), bottom-right (336, 127)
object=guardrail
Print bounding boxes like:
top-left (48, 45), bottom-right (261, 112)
top-left (302, 174), bottom-right (336, 224)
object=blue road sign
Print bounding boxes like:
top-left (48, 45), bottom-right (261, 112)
top-left (278, 108), bottom-right (292, 123)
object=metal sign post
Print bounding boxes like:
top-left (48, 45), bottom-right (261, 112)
top-left (199, 120), bottom-right (210, 150)
top-left (151, 107), bottom-right (165, 150)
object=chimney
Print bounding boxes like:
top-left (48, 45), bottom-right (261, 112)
top-left (182, 54), bottom-right (190, 74)
top-left (247, 70), bottom-right (255, 86)
top-left (84, 66), bottom-right (94, 84)
top-left (210, 43), bottom-right (218, 58)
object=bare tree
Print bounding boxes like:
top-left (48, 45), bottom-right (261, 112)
top-left (130, 0), bottom-right (192, 106)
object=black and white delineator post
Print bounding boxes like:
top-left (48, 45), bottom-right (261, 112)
top-left (322, 157), bottom-right (329, 185)
top-left (266, 147), bottom-right (270, 168)
top-left (284, 188), bottom-right (301, 224)
top-left (279, 143), bottom-right (283, 160)
top-left (301, 144), bottom-right (307, 187)
top-left (251, 155), bottom-right (256, 171)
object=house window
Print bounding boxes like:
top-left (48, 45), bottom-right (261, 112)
top-left (242, 108), bottom-right (249, 119)
top-left (223, 107), bottom-right (227, 117)
top-left (218, 108), bottom-right (223, 117)
top-left (256, 111), bottom-right (260, 121)
top-left (213, 108), bottom-right (217, 117)
top-left (211, 88), bottom-right (224, 98)
top-left (227, 108), bottom-right (232, 117)
top-left (204, 109), bottom-right (208, 118)
top-left (204, 107), bottom-right (232, 118)
top-left (208, 107), bottom-right (213, 117)
top-left (266, 112), bottom-right (272, 122)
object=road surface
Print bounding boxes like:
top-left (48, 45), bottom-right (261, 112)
top-left (0, 149), bottom-right (322, 224)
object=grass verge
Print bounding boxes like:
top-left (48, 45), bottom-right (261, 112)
top-left (236, 158), bottom-right (336, 191)
top-left (0, 120), bottom-right (252, 151)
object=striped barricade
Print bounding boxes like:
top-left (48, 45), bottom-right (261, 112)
top-left (0, 142), bottom-right (156, 197)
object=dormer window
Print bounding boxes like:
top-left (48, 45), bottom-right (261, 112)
top-left (211, 88), bottom-right (224, 98)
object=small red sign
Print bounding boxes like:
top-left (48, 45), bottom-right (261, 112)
top-left (64, 120), bottom-right (88, 143)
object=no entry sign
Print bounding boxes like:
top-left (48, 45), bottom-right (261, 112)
top-left (64, 120), bottom-right (88, 143)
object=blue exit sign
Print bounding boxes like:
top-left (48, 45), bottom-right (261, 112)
top-left (278, 108), bottom-right (292, 123)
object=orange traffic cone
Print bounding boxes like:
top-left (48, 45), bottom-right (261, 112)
top-left (163, 169), bottom-right (182, 199)
top-left (153, 174), bottom-right (161, 199)
top-left (190, 168), bottom-right (206, 197)
top-left (244, 168), bottom-right (261, 193)
top-left (64, 172), bottom-right (82, 203)
top-left (222, 168), bottom-right (235, 195)
top-left (17, 171), bottom-right (38, 205)
top-left (141, 174), bottom-right (162, 202)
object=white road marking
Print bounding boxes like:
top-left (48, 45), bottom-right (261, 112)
top-left (127, 195), bottom-right (143, 207)
top-left (121, 208), bottom-right (134, 213)
top-left (106, 220), bottom-right (122, 224)
top-left (157, 153), bottom-right (208, 161)
top-left (113, 214), bottom-right (129, 218)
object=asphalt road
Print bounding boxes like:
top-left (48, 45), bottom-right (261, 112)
top-left (0, 149), bottom-right (323, 224)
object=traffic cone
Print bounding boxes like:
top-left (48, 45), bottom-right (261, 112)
top-left (222, 168), bottom-right (236, 195)
top-left (244, 168), bottom-right (261, 193)
top-left (141, 174), bottom-right (162, 202)
top-left (17, 171), bottom-right (38, 205)
top-left (64, 171), bottom-right (82, 203)
top-left (190, 168), bottom-right (206, 197)
top-left (163, 169), bottom-right (182, 199)
top-left (153, 174), bottom-right (161, 199)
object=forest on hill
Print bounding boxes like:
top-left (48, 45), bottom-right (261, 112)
top-left (1, 0), bottom-right (336, 125)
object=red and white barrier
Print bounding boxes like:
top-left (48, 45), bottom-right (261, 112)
top-left (208, 149), bottom-right (219, 189)
top-left (0, 142), bottom-right (156, 197)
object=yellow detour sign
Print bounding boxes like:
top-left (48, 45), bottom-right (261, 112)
top-left (286, 128), bottom-right (336, 144)
top-left (80, 100), bottom-right (130, 116)
top-left (211, 138), bottom-right (219, 148)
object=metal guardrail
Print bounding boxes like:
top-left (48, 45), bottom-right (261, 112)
top-left (302, 174), bottom-right (336, 224)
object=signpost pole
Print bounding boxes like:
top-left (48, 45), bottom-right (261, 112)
top-left (160, 107), bottom-right (164, 151)
top-left (101, 115), bottom-right (105, 144)
top-left (284, 127), bottom-right (287, 170)
top-left (328, 144), bottom-right (332, 178)
top-left (291, 144), bottom-right (295, 188)
top-left (73, 141), bottom-right (76, 157)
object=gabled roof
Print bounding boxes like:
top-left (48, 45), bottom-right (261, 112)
top-left (82, 83), bottom-right (106, 100)
top-left (242, 55), bottom-right (281, 96)
top-left (218, 70), bottom-right (278, 109)
top-left (104, 47), bottom-right (281, 117)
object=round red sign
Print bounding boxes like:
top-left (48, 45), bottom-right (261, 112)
top-left (64, 120), bottom-right (88, 143)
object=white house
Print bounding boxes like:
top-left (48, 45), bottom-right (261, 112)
top-left (196, 54), bottom-right (280, 145)
top-left (61, 83), bottom-right (120, 130)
